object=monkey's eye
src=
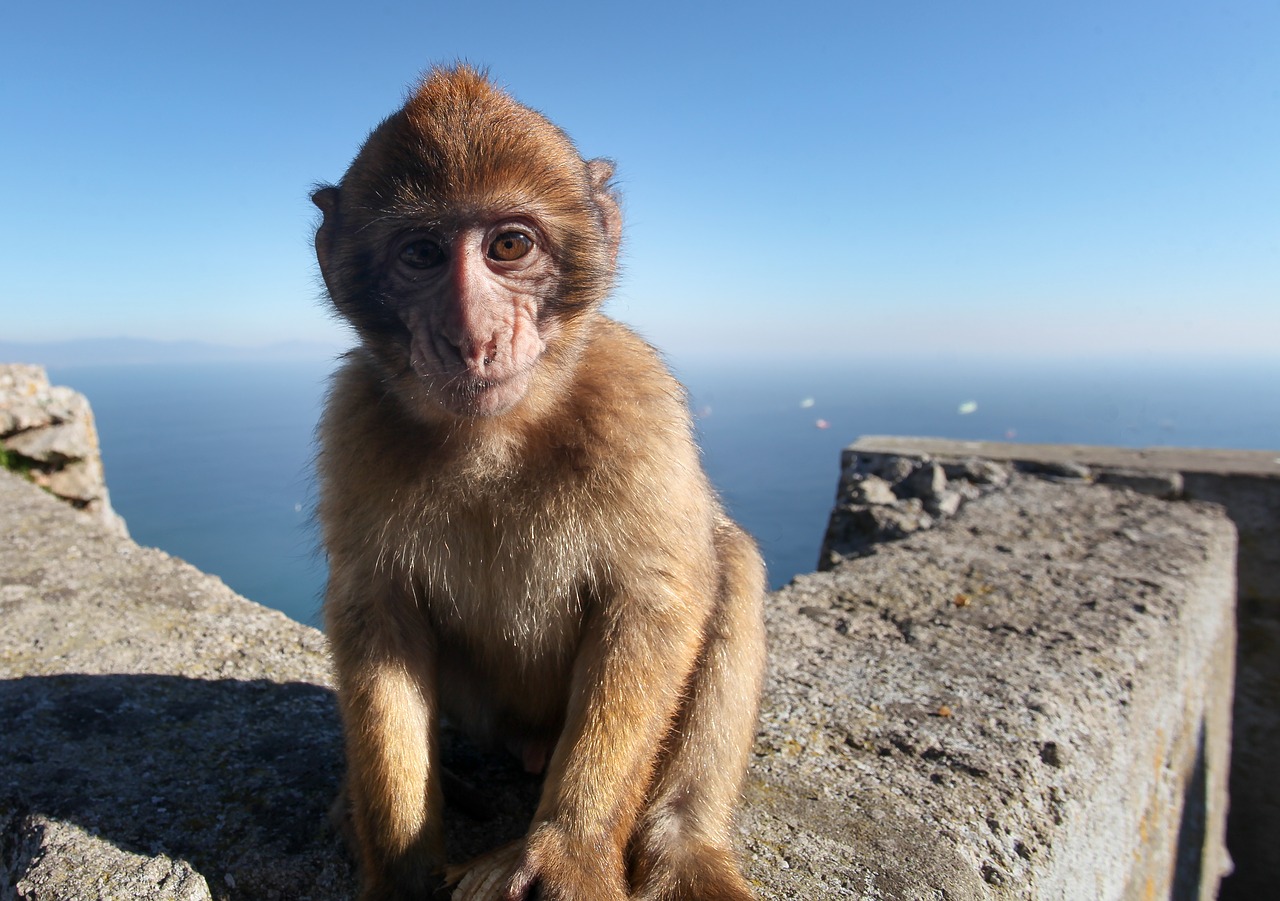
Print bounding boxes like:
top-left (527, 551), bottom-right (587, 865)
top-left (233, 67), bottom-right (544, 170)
top-left (399, 239), bottom-right (446, 269)
top-left (488, 231), bottom-right (533, 262)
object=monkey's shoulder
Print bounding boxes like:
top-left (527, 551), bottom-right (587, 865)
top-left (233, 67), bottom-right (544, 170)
top-left (525, 318), bottom-right (701, 482)
top-left (547, 316), bottom-right (719, 518)
top-left (572, 316), bottom-right (693, 431)
top-left (318, 351), bottom-right (433, 469)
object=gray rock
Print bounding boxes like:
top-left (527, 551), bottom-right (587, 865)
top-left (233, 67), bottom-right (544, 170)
top-left (942, 459), bottom-right (1011, 487)
top-left (1096, 467), bottom-right (1184, 500)
top-left (925, 489), bottom-right (962, 517)
top-left (850, 452), bottom-right (916, 484)
top-left (0, 402), bottom-right (54, 434)
top-left (1, 811), bottom-right (213, 901)
top-left (42, 459), bottom-right (104, 502)
top-left (839, 435), bottom-right (1280, 900)
top-left (900, 461), bottom-right (947, 500)
top-left (846, 474), bottom-right (897, 506)
top-left (4, 420), bottom-right (95, 465)
top-left (822, 451), bottom-right (988, 570)
top-left (0, 364), bottom-right (48, 398)
top-left (1014, 459), bottom-right (1092, 481)
top-left (762, 474), bottom-right (1234, 901)
top-left (1, 363), bottom-right (125, 536)
top-left (819, 498), bottom-right (934, 569)
top-left (0, 470), bottom-right (356, 901)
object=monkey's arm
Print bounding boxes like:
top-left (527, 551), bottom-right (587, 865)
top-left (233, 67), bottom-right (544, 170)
top-left (508, 553), bottom-right (716, 900)
top-left (326, 569), bottom-right (445, 901)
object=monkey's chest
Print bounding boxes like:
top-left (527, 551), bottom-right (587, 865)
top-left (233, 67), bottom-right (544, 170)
top-left (402, 493), bottom-right (594, 742)
top-left (402, 490), bottom-right (596, 648)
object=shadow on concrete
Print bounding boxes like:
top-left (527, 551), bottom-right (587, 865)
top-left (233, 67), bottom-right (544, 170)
top-left (1219, 598), bottom-right (1280, 900)
top-left (0, 673), bottom-right (351, 895)
top-left (0, 673), bottom-right (540, 897)
top-left (1171, 722), bottom-right (1207, 901)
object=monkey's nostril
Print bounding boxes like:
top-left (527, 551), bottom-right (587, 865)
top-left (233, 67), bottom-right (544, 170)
top-left (480, 337), bottom-right (500, 369)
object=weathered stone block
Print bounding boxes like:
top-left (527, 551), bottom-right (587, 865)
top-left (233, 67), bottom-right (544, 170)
top-left (0, 363), bottom-right (125, 535)
top-left (764, 474), bottom-right (1235, 900)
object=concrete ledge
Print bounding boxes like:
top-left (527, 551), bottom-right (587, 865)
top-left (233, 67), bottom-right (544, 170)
top-left (840, 436), bottom-right (1279, 899)
top-left (0, 470), bottom-right (353, 900)
top-left (756, 473), bottom-right (1235, 899)
top-left (845, 435), bottom-right (1280, 478)
top-left (844, 435), bottom-right (1278, 601)
top-left (1, 460), bottom-right (1238, 899)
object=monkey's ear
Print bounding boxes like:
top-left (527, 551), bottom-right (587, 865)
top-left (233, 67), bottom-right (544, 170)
top-left (311, 185), bottom-right (342, 290)
top-left (586, 159), bottom-right (621, 268)
top-left (312, 185), bottom-right (340, 215)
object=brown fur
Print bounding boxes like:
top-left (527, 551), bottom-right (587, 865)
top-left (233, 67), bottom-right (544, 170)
top-left (314, 65), bottom-right (766, 901)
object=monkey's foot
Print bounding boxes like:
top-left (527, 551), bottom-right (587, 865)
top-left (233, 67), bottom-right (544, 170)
top-left (445, 841), bottom-right (523, 901)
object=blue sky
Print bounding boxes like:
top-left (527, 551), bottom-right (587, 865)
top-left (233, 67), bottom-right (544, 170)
top-left (2, 1), bottom-right (1276, 361)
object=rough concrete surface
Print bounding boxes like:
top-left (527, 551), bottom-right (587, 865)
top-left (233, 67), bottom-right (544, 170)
top-left (843, 436), bottom-right (1279, 599)
top-left (760, 474), bottom-right (1235, 900)
top-left (1, 460), bottom-right (1237, 900)
top-left (841, 436), bottom-right (1280, 901)
top-left (0, 468), bottom-right (351, 901)
top-left (842, 436), bottom-right (1279, 479)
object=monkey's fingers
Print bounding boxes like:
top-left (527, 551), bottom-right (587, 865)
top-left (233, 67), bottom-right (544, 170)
top-left (445, 840), bottom-right (523, 901)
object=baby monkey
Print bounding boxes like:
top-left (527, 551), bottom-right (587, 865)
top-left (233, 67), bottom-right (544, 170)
top-left (313, 65), bottom-right (766, 901)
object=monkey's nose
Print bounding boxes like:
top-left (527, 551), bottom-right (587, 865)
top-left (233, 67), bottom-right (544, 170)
top-left (437, 315), bottom-right (495, 368)
top-left (455, 336), bottom-right (499, 373)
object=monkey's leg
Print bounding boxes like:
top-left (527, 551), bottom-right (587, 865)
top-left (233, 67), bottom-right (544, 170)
top-left (503, 576), bottom-right (720, 901)
top-left (329, 594), bottom-right (445, 901)
top-left (630, 521), bottom-right (767, 901)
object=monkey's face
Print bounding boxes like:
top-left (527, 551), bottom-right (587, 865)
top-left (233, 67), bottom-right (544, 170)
top-left (314, 191), bottom-right (596, 420)
top-left (376, 214), bottom-right (559, 418)
top-left (313, 70), bottom-right (619, 421)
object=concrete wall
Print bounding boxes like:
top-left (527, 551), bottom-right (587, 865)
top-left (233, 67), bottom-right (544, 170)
top-left (835, 437), bottom-right (1280, 899)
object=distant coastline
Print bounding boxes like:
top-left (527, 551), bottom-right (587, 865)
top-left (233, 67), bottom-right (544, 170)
top-left (7, 335), bottom-right (1279, 373)
top-left (0, 338), bottom-right (346, 368)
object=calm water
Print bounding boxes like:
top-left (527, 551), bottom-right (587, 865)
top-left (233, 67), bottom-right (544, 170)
top-left (51, 357), bottom-right (1280, 626)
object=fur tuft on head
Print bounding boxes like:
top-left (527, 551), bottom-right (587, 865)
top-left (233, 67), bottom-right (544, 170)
top-left (321, 64), bottom-right (619, 319)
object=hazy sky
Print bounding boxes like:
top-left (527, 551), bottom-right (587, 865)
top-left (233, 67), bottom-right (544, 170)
top-left (2, 1), bottom-right (1276, 361)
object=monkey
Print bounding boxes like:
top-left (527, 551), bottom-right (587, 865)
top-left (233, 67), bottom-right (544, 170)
top-left (312, 65), bottom-right (766, 901)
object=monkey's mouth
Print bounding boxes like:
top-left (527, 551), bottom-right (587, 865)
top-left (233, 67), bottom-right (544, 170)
top-left (438, 370), bottom-right (533, 417)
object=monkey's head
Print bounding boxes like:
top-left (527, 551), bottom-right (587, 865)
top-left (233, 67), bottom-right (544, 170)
top-left (313, 65), bottom-right (622, 419)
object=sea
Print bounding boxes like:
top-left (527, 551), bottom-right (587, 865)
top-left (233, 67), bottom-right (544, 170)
top-left (48, 356), bottom-right (1280, 627)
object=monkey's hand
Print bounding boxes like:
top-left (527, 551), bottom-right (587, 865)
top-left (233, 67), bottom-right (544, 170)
top-left (447, 842), bottom-right (520, 901)
top-left (501, 822), bottom-right (628, 901)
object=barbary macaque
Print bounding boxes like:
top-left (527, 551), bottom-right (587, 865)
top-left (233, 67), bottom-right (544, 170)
top-left (313, 64), bottom-right (766, 901)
